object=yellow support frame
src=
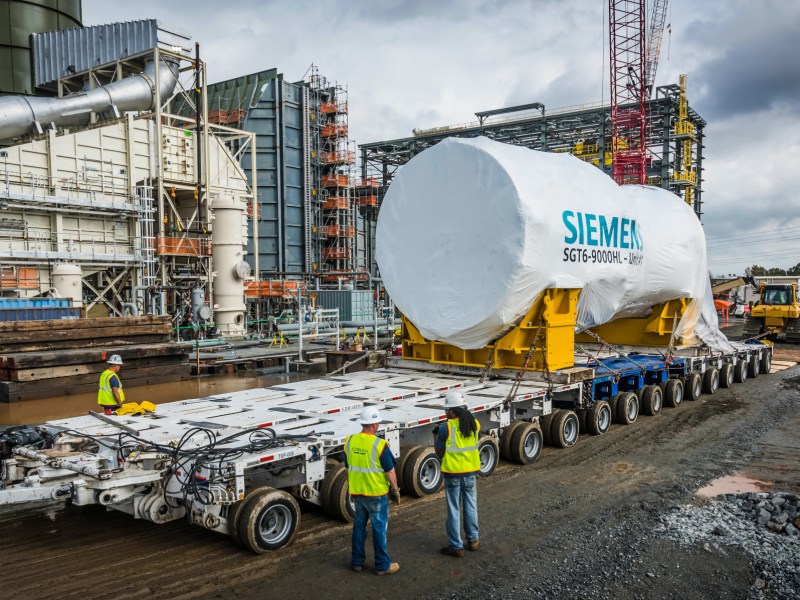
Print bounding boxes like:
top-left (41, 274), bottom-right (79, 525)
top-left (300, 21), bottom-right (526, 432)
top-left (575, 298), bottom-right (689, 347)
top-left (402, 288), bottom-right (580, 372)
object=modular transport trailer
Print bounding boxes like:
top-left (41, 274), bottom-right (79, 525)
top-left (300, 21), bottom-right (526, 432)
top-left (0, 340), bottom-right (771, 554)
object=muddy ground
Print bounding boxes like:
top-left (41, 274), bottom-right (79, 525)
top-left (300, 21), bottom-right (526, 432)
top-left (2, 344), bottom-right (799, 599)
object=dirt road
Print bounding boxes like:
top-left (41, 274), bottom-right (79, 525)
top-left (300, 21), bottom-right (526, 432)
top-left (2, 362), bottom-right (799, 599)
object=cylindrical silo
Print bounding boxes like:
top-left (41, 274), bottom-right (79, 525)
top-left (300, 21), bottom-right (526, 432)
top-left (51, 263), bottom-right (82, 307)
top-left (0, 0), bottom-right (82, 95)
top-left (376, 136), bottom-right (724, 350)
top-left (211, 193), bottom-right (247, 337)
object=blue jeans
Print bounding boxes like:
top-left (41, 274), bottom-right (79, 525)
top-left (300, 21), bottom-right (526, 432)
top-left (445, 474), bottom-right (479, 550)
top-left (351, 494), bottom-right (391, 571)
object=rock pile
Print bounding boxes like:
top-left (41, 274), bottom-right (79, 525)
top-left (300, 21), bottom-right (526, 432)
top-left (659, 491), bottom-right (800, 599)
top-left (722, 492), bottom-right (800, 536)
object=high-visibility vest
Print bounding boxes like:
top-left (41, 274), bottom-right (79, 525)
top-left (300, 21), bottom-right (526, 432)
top-left (441, 418), bottom-right (481, 475)
top-left (98, 369), bottom-right (125, 406)
top-left (345, 432), bottom-right (390, 496)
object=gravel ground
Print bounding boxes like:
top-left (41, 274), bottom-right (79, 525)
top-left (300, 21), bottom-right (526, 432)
top-left (1, 352), bottom-right (798, 600)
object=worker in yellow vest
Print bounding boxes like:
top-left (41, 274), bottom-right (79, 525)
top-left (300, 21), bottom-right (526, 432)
top-left (435, 390), bottom-right (480, 557)
top-left (344, 406), bottom-right (401, 575)
top-left (98, 354), bottom-right (125, 415)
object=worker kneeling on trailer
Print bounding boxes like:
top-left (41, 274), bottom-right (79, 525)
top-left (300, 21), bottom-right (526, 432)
top-left (436, 391), bottom-right (481, 557)
top-left (345, 407), bottom-right (401, 575)
top-left (97, 354), bottom-right (125, 415)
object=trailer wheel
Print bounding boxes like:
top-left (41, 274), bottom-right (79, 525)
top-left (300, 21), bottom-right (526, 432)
top-left (402, 447), bottom-right (442, 497)
top-left (747, 356), bottom-right (760, 379)
top-left (500, 422), bottom-right (525, 461)
top-left (733, 360), bottom-right (747, 384)
top-left (478, 436), bottom-right (500, 477)
top-left (550, 410), bottom-right (579, 448)
top-left (539, 413), bottom-right (555, 446)
top-left (702, 368), bottom-right (719, 394)
top-left (508, 423), bottom-right (543, 464)
top-left (240, 488), bottom-right (301, 554)
top-left (759, 351), bottom-right (771, 375)
top-left (325, 467), bottom-right (355, 523)
top-left (685, 373), bottom-right (702, 401)
top-left (396, 445), bottom-right (422, 484)
top-left (720, 363), bottom-right (734, 388)
top-left (663, 379), bottom-right (683, 407)
top-left (616, 392), bottom-right (638, 425)
top-left (587, 401), bottom-right (611, 435)
top-left (320, 461), bottom-right (345, 513)
top-left (608, 393), bottom-right (622, 422)
top-left (641, 385), bottom-right (663, 416)
top-left (229, 489), bottom-right (265, 546)
top-left (578, 410), bottom-right (589, 433)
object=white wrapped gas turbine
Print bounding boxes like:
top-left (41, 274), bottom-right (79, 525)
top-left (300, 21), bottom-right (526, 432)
top-left (376, 136), bottom-right (727, 350)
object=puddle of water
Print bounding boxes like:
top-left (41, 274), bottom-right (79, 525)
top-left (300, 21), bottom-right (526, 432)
top-left (695, 473), bottom-right (774, 498)
top-left (0, 371), bottom-right (314, 426)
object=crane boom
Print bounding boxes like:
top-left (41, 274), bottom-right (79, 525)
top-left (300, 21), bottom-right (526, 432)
top-left (644, 0), bottom-right (669, 97)
top-left (609, 0), bottom-right (647, 185)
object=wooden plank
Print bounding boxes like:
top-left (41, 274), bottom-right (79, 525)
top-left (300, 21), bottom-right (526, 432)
top-left (0, 343), bottom-right (190, 369)
top-left (0, 365), bottom-right (193, 403)
top-left (0, 334), bottom-right (171, 353)
top-left (0, 324), bottom-right (171, 345)
top-left (4, 355), bottom-right (188, 382)
top-left (0, 315), bottom-right (171, 334)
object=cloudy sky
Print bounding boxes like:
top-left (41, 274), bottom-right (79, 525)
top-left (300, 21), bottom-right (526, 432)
top-left (85, 0), bottom-right (800, 276)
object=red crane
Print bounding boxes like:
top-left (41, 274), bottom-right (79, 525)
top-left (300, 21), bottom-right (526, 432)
top-left (609, 0), bottom-right (647, 185)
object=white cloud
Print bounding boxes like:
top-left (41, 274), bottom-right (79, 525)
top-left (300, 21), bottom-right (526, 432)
top-left (82, 0), bottom-right (799, 274)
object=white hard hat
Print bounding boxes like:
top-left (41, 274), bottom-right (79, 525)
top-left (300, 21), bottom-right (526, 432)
top-left (107, 354), bottom-right (123, 365)
top-left (359, 406), bottom-right (382, 425)
top-left (444, 390), bottom-right (466, 408)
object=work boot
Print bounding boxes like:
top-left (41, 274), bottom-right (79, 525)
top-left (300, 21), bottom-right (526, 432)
top-left (375, 562), bottom-right (400, 576)
top-left (351, 564), bottom-right (362, 573)
top-left (440, 546), bottom-right (464, 557)
top-left (467, 539), bottom-right (481, 551)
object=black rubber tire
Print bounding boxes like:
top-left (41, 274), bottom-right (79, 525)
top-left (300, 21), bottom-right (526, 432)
top-left (635, 387), bottom-right (646, 404)
top-left (733, 359), bottom-right (748, 384)
top-left (229, 488), bottom-right (267, 547)
top-left (663, 379), bottom-right (683, 407)
top-left (239, 488), bottom-right (301, 554)
top-left (396, 445), bottom-right (421, 484)
top-left (587, 401), bottom-right (612, 435)
top-left (478, 435), bottom-right (500, 477)
top-left (608, 393), bottom-right (623, 423)
top-left (702, 368), bottom-right (719, 394)
top-left (508, 422), bottom-right (543, 464)
top-left (641, 385), bottom-right (663, 416)
top-left (578, 410), bottom-right (589, 434)
top-left (747, 356), bottom-right (760, 379)
top-left (720, 363), bottom-right (734, 388)
top-left (320, 461), bottom-right (345, 512)
top-left (685, 373), bottom-right (702, 401)
top-left (539, 412), bottom-right (556, 446)
top-left (616, 392), bottom-right (638, 425)
top-left (402, 446), bottom-right (442, 497)
top-left (500, 421), bottom-right (525, 461)
top-left (550, 410), bottom-right (580, 448)
top-left (325, 467), bottom-right (355, 523)
top-left (759, 351), bottom-right (772, 375)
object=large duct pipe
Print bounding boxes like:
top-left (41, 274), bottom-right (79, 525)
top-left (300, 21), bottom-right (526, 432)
top-left (0, 60), bottom-right (180, 140)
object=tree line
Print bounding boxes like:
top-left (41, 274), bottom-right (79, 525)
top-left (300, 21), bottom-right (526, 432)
top-left (745, 264), bottom-right (800, 276)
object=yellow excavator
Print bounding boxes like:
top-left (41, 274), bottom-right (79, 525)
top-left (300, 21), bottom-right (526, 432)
top-left (743, 282), bottom-right (800, 342)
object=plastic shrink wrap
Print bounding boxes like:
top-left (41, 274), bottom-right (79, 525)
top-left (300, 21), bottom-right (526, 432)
top-left (376, 136), bottom-right (730, 351)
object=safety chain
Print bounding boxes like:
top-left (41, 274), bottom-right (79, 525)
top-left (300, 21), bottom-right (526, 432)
top-left (479, 347), bottom-right (496, 384)
top-left (575, 343), bottom-right (623, 383)
top-left (578, 328), bottom-right (646, 376)
top-left (503, 319), bottom-right (547, 409)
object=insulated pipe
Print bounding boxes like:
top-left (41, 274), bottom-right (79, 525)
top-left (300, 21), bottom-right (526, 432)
top-left (0, 60), bottom-right (180, 140)
top-left (121, 302), bottom-right (139, 316)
